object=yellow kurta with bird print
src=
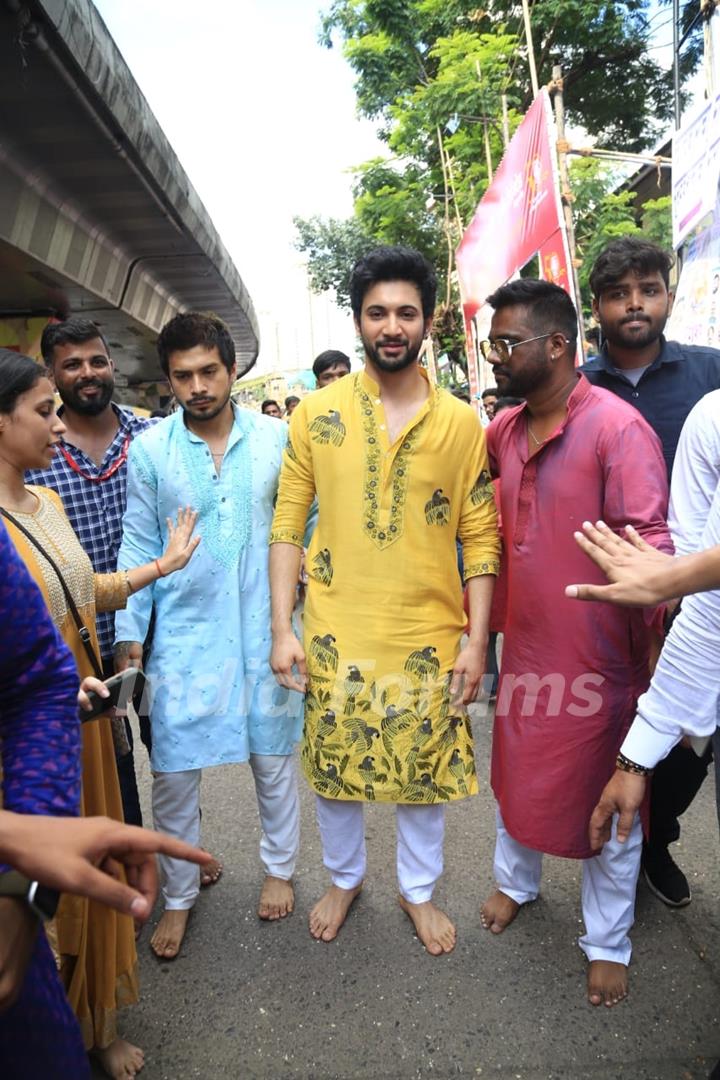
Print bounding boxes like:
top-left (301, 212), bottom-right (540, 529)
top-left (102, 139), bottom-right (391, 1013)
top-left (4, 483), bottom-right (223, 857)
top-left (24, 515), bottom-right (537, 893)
top-left (270, 369), bottom-right (500, 804)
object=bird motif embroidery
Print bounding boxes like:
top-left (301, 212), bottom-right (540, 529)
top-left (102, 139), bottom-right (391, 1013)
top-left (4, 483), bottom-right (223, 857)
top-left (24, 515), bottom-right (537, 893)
top-left (358, 754), bottom-right (387, 801)
top-left (343, 664), bottom-right (365, 715)
top-left (404, 646), bottom-right (440, 681)
top-left (312, 548), bottom-right (333, 586)
top-left (309, 410), bottom-right (346, 447)
top-left (341, 716), bottom-right (380, 751)
top-left (438, 715), bottom-right (464, 753)
top-left (449, 747), bottom-right (470, 795)
top-left (309, 633), bottom-right (339, 673)
top-left (469, 468), bottom-right (494, 506)
top-left (425, 488), bottom-right (451, 525)
top-left (316, 709), bottom-right (338, 744)
top-left (406, 716), bottom-right (434, 766)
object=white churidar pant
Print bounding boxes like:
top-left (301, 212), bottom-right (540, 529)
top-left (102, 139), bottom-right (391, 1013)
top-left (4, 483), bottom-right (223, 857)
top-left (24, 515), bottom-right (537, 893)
top-left (493, 805), bottom-right (643, 965)
top-left (315, 795), bottom-right (446, 904)
top-left (152, 753), bottom-right (299, 910)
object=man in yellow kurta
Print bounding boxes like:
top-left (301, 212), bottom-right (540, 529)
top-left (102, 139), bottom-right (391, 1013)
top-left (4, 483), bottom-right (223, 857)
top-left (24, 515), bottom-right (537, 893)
top-left (269, 246), bottom-right (500, 954)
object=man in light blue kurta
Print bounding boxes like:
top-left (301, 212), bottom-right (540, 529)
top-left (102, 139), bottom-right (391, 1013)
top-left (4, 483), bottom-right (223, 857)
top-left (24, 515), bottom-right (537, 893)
top-left (114, 312), bottom-right (303, 958)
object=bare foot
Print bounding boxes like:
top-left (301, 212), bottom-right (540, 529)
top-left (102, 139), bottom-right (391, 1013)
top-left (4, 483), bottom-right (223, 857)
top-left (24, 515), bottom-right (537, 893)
top-left (398, 896), bottom-right (456, 955)
top-left (308, 884), bottom-right (362, 942)
top-left (480, 889), bottom-right (521, 934)
top-left (200, 853), bottom-right (223, 888)
top-left (94, 1037), bottom-right (145, 1079)
top-left (258, 875), bottom-right (294, 920)
top-left (587, 960), bottom-right (628, 1007)
top-left (150, 908), bottom-right (190, 960)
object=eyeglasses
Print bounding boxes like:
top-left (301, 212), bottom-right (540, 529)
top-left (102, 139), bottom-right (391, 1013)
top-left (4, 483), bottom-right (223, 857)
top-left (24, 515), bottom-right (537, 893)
top-left (479, 333), bottom-right (561, 364)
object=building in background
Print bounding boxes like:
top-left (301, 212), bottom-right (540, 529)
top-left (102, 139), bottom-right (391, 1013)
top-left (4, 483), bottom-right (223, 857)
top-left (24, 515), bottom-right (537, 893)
top-left (0, 0), bottom-right (258, 409)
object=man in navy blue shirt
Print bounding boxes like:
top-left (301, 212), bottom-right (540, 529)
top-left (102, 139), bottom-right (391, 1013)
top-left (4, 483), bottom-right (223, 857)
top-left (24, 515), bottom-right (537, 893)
top-left (582, 236), bottom-right (720, 908)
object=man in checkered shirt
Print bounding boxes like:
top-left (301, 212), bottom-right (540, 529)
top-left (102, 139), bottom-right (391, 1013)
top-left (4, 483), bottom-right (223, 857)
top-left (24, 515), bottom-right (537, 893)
top-left (27, 317), bottom-right (156, 826)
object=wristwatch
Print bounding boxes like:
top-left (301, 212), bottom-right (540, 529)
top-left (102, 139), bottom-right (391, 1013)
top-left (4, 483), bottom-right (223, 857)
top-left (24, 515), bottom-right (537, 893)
top-left (0, 871), bottom-right (59, 920)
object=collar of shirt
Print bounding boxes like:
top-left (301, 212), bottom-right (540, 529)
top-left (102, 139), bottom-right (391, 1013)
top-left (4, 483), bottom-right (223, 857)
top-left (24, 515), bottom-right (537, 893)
top-left (505, 373), bottom-right (590, 463)
top-left (180, 401), bottom-right (246, 455)
top-left (587, 335), bottom-right (680, 380)
top-left (359, 365), bottom-right (439, 408)
top-left (56, 402), bottom-right (148, 472)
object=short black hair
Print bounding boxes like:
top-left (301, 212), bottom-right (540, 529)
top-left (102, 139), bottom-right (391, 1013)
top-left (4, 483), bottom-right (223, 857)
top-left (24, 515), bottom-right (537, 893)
top-left (481, 387), bottom-right (499, 400)
top-left (285, 395), bottom-right (300, 408)
top-left (41, 318), bottom-right (109, 366)
top-left (261, 399), bottom-right (280, 414)
top-left (156, 312), bottom-right (235, 376)
top-left (485, 279), bottom-right (578, 355)
top-left (349, 246), bottom-right (437, 321)
top-left (494, 395), bottom-right (524, 414)
top-left (0, 349), bottom-right (45, 413)
top-left (589, 236), bottom-right (674, 298)
top-left (312, 349), bottom-right (351, 379)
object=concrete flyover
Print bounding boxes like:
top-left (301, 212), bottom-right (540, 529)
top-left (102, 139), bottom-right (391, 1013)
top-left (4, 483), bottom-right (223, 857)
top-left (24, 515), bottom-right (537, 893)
top-left (0, 0), bottom-right (258, 400)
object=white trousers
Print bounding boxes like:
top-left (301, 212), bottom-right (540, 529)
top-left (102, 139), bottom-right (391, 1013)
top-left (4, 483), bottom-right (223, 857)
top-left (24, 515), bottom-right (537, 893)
top-left (493, 806), bottom-right (643, 965)
top-left (315, 795), bottom-right (446, 904)
top-left (152, 754), bottom-right (300, 910)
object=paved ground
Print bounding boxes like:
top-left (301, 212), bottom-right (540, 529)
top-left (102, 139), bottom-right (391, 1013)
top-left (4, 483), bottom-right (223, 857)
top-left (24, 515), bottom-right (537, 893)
top-left (105, 705), bottom-right (720, 1080)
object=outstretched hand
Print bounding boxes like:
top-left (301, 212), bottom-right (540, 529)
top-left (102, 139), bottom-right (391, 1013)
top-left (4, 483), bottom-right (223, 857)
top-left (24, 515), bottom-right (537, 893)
top-left (3, 814), bottom-right (213, 920)
top-left (565, 520), bottom-right (675, 606)
top-left (159, 506), bottom-right (201, 574)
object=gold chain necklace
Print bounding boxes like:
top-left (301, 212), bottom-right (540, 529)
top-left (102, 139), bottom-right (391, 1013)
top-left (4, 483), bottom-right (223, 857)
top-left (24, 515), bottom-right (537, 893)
top-left (527, 423), bottom-right (547, 447)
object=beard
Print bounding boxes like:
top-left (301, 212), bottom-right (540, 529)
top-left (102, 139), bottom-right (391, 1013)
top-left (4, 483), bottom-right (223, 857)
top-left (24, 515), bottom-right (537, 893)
top-left (493, 364), bottom-right (547, 398)
top-left (606, 316), bottom-right (663, 351)
top-left (362, 334), bottom-right (424, 373)
top-left (61, 378), bottom-right (114, 416)
top-left (180, 388), bottom-right (231, 423)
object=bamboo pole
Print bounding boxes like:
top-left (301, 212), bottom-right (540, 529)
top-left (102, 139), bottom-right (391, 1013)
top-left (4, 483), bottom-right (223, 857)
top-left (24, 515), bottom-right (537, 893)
top-left (551, 65), bottom-right (584, 362)
top-left (501, 93), bottom-right (510, 149)
top-left (522, 0), bottom-right (540, 98)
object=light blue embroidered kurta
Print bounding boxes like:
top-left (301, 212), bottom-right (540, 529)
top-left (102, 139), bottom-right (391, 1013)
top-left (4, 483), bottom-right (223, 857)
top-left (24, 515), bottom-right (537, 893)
top-left (114, 405), bottom-right (303, 773)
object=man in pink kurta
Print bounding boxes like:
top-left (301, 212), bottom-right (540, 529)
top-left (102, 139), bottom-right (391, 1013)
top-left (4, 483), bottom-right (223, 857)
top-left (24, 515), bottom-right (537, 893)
top-left (478, 278), bottom-right (672, 1009)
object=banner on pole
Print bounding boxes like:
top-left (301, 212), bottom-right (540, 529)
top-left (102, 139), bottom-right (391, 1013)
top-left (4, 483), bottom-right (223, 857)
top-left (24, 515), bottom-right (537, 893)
top-left (672, 89), bottom-right (720, 248)
top-left (456, 90), bottom-right (576, 395)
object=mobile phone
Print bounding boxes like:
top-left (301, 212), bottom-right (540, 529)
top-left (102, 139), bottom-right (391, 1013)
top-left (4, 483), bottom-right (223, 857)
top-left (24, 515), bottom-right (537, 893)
top-left (79, 668), bottom-right (148, 722)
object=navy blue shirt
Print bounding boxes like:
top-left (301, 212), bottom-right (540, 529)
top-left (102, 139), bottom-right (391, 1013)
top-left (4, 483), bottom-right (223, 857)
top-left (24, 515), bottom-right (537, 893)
top-left (581, 338), bottom-right (720, 477)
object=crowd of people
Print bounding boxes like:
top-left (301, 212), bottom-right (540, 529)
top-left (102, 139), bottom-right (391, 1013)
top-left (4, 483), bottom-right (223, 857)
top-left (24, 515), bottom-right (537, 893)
top-left (0, 235), bottom-right (718, 1077)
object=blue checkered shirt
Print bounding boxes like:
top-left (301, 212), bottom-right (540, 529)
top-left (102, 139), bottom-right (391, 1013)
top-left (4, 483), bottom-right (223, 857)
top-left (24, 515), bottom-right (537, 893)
top-left (26, 403), bottom-right (156, 662)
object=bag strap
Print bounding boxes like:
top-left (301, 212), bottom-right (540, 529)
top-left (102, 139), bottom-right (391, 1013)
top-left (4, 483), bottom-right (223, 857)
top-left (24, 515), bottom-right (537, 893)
top-left (1, 507), bottom-right (104, 680)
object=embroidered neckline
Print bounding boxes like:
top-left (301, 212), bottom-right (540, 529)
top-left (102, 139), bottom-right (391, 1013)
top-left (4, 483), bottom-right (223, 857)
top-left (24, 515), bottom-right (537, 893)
top-left (355, 379), bottom-right (429, 550)
top-left (133, 411), bottom-right (254, 569)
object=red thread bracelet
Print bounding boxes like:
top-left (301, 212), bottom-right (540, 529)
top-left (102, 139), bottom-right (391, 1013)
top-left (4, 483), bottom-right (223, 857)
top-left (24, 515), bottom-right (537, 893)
top-left (155, 558), bottom-right (166, 578)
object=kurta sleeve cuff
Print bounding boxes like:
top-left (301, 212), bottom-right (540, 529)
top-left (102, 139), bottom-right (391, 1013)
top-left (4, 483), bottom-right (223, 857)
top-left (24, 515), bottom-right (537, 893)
top-left (269, 527), bottom-right (306, 549)
top-left (463, 557), bottom-right (500, 581)
top-left (620, 716), bottom-right (682, 770)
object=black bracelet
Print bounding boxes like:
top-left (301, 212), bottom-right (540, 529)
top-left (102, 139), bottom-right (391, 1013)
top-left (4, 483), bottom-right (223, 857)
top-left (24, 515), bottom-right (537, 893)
top-left (616, 752), bottom-right (653, 777)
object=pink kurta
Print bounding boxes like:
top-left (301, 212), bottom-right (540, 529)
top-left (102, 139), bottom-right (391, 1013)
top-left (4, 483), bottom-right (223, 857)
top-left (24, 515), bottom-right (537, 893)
top-left (487, 376), bottom-right (672, 859)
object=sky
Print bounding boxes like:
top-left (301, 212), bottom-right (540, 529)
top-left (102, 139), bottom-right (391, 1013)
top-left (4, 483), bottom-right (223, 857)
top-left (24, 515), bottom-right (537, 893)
top-left (92, 2), bottom-right (707, 378)
top-left (93, 0), bottom-right (385, 374)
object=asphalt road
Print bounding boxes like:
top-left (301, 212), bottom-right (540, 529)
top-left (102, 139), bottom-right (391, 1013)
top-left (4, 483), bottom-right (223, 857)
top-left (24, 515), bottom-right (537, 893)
top-left (103, 705), bottom-right (720, 1080)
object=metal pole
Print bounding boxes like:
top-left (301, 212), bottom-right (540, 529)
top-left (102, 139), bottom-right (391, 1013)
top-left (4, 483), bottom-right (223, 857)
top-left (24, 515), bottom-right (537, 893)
top-left (551, 65), bottom-right (585, 362)
top-left (673, 0), bottom-right (681, 128)
top-left (522, 0), bottom-right (540, 97)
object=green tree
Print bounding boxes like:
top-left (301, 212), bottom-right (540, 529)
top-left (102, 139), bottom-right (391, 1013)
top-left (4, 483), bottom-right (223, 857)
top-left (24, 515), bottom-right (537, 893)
top-left (297, 0), bottom-right (687, 372)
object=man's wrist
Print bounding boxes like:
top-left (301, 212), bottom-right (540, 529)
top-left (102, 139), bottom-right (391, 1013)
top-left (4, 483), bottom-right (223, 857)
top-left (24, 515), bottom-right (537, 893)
top-left (616, 752), bottom-right (653, 777)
